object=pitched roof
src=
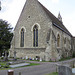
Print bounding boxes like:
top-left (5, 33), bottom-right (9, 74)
top-left (38, 1), bottom-right (72, 36)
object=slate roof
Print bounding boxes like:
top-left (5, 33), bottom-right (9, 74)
top-left (38, 1), bottom-right (72, 36)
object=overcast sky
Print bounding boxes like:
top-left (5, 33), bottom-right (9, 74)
top-left (0, 0), bottom-right (75, 36)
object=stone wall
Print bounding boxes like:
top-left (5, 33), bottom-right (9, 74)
top-left (12, 48), bottom-right (45, 59)
top-left (52, 25), bottom-right (72, 59)
top-left (58, 65), bottom-right (72, 75)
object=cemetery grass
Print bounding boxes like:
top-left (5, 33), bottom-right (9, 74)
top-left (46, 72), bottom-right (58, 75)
top-left (0, 62), bottom-right (40, 70)
top-left (59, 57), bottom-right (72, 61)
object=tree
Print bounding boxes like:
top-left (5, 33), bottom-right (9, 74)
top-left (0, 19), bottom-right (13, 56)
top-left (0, 1), bottom-right (1, 10)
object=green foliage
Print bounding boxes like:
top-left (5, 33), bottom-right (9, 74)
top-left (46, 72), bottom-right (58, 75)
top-left (0, 1), bottom-right (1, 10)
top-left (0, 61), bottom-right (40, 70)
top-left (72, 52), bottom-right (75, 58)
top-left (59, 57), bottom-right (72, 61)
top-left (0, 19), bottom-right (13, 55)
top-left (30, 63), bottom-right (40, 66)
top-left (0, 62), bottom-right (9, 68)
top-left (1, 57), bottom-right (4, 60)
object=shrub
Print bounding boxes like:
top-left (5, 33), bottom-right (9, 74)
top-left (72, 52), bottom-right (75, 58)
top-left (1, 57), bottom-right (4, 60)
top-left (4, 64), bottom-right (9, 68)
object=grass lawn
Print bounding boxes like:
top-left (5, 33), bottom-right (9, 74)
top-left (0, 61), bottom-right (40, 70)
top-left (29, 63), bottom-right (40, 66)
top-left (0, 62), bottom-right (6, 66)
top-left (46, 72), bottom-right (58, 75)
top-left (59, 57), bottom-right (72, 61)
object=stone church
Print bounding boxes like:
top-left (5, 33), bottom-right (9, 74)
top-left (10, 0), bottom-right (73, 61)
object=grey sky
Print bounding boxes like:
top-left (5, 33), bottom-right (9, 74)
top-left (0, 0), bottom-right (75, 36)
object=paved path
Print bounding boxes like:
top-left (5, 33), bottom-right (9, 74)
top-left (0, 58), bottom-right (75, 75)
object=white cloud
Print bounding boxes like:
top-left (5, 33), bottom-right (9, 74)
top-left (52, 0), bottom-right (59, 3)
top-left (63, 12), bottom-right (75, 36)
top-left (0, 0), bottom-right (26, 27)
top-left (0, 0), bottom-right (75, 36)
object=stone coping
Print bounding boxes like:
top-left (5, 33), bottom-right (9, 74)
top-left (8, 60), bottom-right (26, 65)
top-left (9, 63), bottom-right (30, 68)
top-left (8, 70), bottom-right (14, 72)
top-left (72, 68), bottom-right (75, 74)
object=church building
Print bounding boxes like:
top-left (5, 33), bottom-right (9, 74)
top-left (10, 0), bottom-right (73, 61)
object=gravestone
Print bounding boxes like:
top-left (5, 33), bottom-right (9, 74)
top-left (40, 58), bottom-right (42, 61)
top-left (8, 70), bottom-right (14, 75)
top-left (58, 65), bottom-right (72, 75)
top-left (4, 51), bottom-right (8, 61)
top-left (32, 58), bottom-right (34, 60)
top-left (14, 51), bottom-right (17, 61)
top-left (36, 58), bottom-right (38, 60)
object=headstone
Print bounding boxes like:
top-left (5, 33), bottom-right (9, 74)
top-left (40, 58), bottom-right (42, 62)
top-left (32, 58), bottom-right (34, 60)
top-left (8, 55), bottom-right (10, 58)
top-left (4, 51), bottom-right (8, 61)
top-left (9, 62), bottom-right (13, 65)
top-left (58, 65), bottom-right (72, 75)
top-left (2, 53), bottom-right (4, 56)
top-left (14, 51), bottom-right (17, 61)
top-left (2, 56), bottom-right (4, 57)
top-left (36, 58), bottom-right (38, 60)
top-left (8, 70), bottom-right (14, 75)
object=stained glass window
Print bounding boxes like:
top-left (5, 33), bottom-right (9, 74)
top-left (20, 28), bottom-right (24, 47)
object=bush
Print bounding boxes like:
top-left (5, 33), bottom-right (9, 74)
top-left (59, 57), bottom-right (72, 61)
top-left (4, 64), bottom-right (9, 68)
top-left (1, 57), bottom-right (4, 60)
top-left (72, 52), bottom-right (75, 58)
top-left (0, 63), bottom-right (9, 68)
top-left (46, 72), bottom-right (58, 75)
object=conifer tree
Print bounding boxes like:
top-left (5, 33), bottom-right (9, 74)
top-left (0, 19), bottom-right (13, 56)
top-left (0, 1), bottom-right (1, 10)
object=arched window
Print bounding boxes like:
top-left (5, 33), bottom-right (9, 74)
top-left (33, 25), bottom-right (38, 47)
top-left (20, 28), bottom-right (24, 47)
top-left (57, 34), bottom-right (60, 47)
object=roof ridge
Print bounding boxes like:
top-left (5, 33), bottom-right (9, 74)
top-left (38, 1), bottom-right (72, 36)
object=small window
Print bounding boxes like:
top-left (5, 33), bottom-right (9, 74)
top-left (57, 34), bottom-right (60, 47)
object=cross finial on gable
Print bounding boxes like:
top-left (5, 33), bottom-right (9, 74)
top-left (58, 12), bottom-right (62, 23)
